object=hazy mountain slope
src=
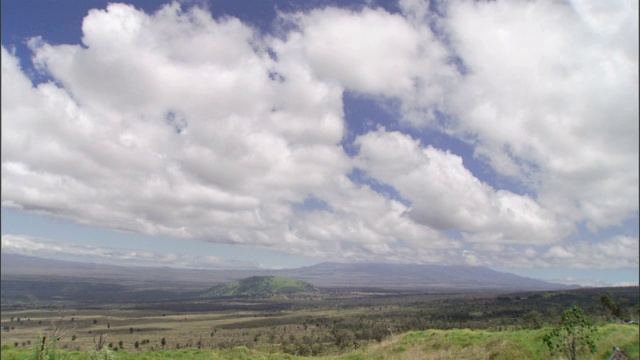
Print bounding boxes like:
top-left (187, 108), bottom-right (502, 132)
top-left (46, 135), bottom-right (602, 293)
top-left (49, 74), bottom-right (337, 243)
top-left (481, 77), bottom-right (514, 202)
top-left (1, 254), bottom-right (572, 293)
top-left (274, 262), bottom-right (572, 290)
top-left (0, 253), bottom-right (258, 285)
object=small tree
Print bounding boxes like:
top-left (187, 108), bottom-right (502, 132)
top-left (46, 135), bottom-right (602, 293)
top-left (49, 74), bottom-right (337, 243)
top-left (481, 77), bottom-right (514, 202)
top-left (600, 293), bottom-right (631, 323)
top-left (33, 306), bottom-right (77, 360)
top-left (93, 332), bottom-right (107, 351)
top-left (522, 310), bottom-right (542, 329)
top-left (34, 334), bottom-right (63, 360)
top-left (544, 305), bottom-right (597, 360)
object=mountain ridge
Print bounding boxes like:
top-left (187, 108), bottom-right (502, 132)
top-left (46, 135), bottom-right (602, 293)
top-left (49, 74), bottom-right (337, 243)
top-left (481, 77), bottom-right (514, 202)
top-left (1, 253), bottom-right (574, 291)
top-left (281, 261), bottom-right (571, 290)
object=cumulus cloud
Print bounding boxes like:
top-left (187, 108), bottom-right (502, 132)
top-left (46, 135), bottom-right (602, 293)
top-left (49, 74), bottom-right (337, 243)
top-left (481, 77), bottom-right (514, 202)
top-left (442, 0), bottom-right (638, 230)
top-left (355, 128), bottom-right (573, 244)
top-left (1, 2), bottom-right (454, 264)
top-left (1, 0), bottom-right (637, 271)
top-left (280, 5), bottom-right (457, 109)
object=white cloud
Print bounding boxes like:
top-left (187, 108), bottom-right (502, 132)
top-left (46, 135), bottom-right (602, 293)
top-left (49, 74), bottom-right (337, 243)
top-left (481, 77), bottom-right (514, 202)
top-left (542, 235), bottom-right (639, 269)
top-left (279, 5), bottom-right (459, 124)
top-left (442, 0), bottom-right (638, 229)
top-left (464, 235), bottom-right (639, 270)
top-left (1, 0), bottom-right (637, 272)
top-left (1, 2), bottom-right (458, 265)
top-left (355, 128), bottom-right (573, 244)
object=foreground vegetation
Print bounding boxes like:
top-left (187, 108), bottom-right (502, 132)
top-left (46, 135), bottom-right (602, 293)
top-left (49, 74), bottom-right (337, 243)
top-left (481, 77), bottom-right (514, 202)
top-left (2, 286), bottom-right (638, 359)
top-left (1, 323), bottom-right (638, 359)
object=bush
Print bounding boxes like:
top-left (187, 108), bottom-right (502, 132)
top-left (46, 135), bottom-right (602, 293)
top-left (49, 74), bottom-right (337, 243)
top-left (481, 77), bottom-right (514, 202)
top-left (543, 305), bottom-right (597, 360)
top-left (89, 347), bottom-right (116, 360)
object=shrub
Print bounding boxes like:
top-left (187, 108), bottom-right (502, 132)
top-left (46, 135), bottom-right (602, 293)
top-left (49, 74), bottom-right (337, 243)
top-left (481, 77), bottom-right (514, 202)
top-left (544, 305), bottom-right (597, 360)
top-left (89, 347), bottom-right (116, 360)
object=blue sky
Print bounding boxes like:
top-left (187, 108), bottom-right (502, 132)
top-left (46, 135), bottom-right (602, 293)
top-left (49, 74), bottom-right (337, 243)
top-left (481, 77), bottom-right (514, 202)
top-left (1, 0), bottom-right (638, 286)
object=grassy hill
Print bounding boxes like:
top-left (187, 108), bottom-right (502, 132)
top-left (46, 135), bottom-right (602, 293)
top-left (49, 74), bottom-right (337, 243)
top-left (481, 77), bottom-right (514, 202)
top-left (346, 324), bottom-right (639, 360)
top-left (199, 276), bottom-right (317, 298)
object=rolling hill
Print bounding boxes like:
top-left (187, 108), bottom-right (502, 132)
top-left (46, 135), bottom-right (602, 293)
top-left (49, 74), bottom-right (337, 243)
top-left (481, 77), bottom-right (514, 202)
top-left (199, 276), bottom-right (317, 298)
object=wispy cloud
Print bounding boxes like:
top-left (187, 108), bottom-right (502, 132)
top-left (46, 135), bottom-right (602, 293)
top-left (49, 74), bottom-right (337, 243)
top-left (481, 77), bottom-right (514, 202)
top-left (1, 234), bottom-right (258, 270)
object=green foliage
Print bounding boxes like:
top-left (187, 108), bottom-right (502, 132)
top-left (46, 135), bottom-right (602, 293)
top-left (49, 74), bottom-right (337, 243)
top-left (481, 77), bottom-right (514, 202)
top-left (522, 310), bottom-right (542, 329)
top-left (601, 294), bottom-right (622, 320)
top-left (543, 305), bottom-right (597, 360)
top-left (599, 293), bottom-right (633, 323)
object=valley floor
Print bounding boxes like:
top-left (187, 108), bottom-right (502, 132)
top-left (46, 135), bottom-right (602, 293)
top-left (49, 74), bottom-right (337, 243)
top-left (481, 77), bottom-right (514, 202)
top-left (2, 286), bottom-right (638, 359)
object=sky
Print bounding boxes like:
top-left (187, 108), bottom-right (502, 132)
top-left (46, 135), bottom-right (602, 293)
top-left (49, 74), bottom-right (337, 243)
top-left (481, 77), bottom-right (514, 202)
top-left (1, 0), bottom-right (638, 287)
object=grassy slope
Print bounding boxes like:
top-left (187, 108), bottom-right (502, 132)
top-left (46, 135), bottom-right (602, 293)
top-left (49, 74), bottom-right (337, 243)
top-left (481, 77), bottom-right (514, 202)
top-left (200, 276), bottom-right (316, 298)
top-left (2, 324), bottom-right (637, 359)
top-left (339, 324), bottom-right (639, 360)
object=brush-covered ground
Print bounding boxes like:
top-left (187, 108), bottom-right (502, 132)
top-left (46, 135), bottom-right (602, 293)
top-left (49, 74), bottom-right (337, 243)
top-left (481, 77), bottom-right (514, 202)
top-left (1, 323), bottom-right (638, 359)
top-left (2, 286), bottom-right (638, 359)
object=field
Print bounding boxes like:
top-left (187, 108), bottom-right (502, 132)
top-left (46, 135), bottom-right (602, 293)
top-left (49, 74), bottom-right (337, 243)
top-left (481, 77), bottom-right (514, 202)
top-left (1, 286), bottom-right (639, 359)
top-left (1, 324), bottom-right (638, 359)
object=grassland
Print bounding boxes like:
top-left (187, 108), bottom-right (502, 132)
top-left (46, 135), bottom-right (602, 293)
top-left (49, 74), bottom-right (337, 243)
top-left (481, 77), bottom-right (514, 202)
top-left (1, 286), bottom-right (638, 359)
top-left (1, 324), bottom-right (638, 359)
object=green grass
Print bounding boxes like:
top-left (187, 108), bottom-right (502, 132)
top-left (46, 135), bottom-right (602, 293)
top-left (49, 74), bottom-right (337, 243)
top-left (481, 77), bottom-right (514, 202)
top-left (3, 324), bottom-right (638, 359)
top-left (333, 323), bottom-right (639, 360)
top-left (593, 323), bottom-right (640, 359)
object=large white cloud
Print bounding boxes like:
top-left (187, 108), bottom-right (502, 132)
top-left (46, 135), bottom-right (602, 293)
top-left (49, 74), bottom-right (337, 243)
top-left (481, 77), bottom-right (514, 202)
top-left (442, 0), bottom-right (639, 230)
top-left (278, 5), bottom-right (459, 124)
top-left (1, 2), bottom-right (454, 264)
top-left (1, 0), bottom-right (637, 270)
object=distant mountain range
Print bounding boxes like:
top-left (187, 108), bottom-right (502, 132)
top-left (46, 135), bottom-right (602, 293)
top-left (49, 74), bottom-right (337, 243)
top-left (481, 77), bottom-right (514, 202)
top-left (1, 253), bottom-right (573, 292)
